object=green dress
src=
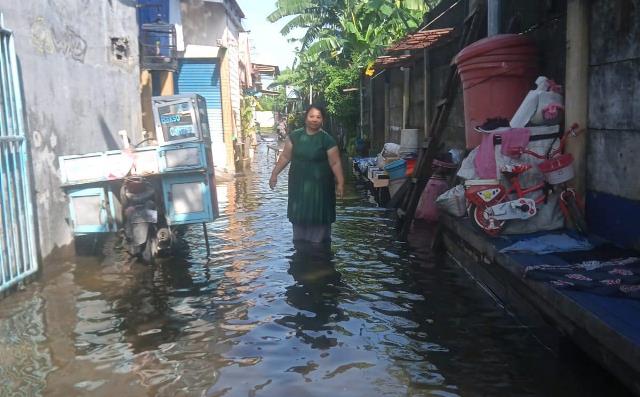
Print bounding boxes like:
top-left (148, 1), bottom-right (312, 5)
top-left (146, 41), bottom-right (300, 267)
top-left (287, 128), bottom-right (337, 225)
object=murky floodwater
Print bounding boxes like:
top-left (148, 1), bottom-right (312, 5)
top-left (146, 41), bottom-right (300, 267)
top-left (0, 144), bottom-right (630, 396)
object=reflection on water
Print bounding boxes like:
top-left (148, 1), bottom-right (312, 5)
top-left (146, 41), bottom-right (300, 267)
top-left (0, 145), bottom-right (632, 397)
top-left (280, 242), bottom-right (344, 351)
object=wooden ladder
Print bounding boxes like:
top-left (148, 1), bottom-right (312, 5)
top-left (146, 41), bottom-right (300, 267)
top-left (394, 5), bottom-right (485, 240)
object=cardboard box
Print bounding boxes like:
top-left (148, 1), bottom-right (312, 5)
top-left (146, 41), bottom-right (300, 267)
top-left (371, 170), bottom-right (389, 188)
top-left (372, 176), bottom-right (389, 188)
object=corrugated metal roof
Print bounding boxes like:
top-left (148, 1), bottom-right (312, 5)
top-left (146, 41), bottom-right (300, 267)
top-left (386, 28), bottom-right (453, 52)
top-left (375, 54), bottom-right (413, 68)
top-left (372, 28), bottom-right (454, 72)
top-left (252, 63), bottom-right (280, 75)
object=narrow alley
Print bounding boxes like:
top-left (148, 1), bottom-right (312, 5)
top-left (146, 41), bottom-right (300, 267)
top-left (0, 146), bottom-right (629, 397)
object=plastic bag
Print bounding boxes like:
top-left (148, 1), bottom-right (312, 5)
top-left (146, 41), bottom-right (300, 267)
top-left (510, 76), bottom-right (564, 128)
top-left (457, 146), bottom-right (480, 180)
top-left (530, 91), bottom-right (563, 125)
top-left (382, 142), bottom-right (401, 157)
top-left (436, 185), bottom-right (467, 217)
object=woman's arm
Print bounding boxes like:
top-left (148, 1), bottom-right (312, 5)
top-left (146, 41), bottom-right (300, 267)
top-left (327, 146), bottom-right (344, 198)
top-left (269, 138), bottom-right (293, 189)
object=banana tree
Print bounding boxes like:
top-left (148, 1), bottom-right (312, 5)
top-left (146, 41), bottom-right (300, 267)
top-left (268, 0), bottom-right (349, 51)
top-left (303, 0), bottom-right (427, 66)
top-left (267, 0), bottom-right (436, 133)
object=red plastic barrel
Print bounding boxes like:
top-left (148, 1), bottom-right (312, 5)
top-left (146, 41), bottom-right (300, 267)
top-left (455, 34), bottom-right (539, 149)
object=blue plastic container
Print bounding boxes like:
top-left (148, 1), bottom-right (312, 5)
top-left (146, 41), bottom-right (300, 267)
top-left (384, 159), bottom-right (407, 180)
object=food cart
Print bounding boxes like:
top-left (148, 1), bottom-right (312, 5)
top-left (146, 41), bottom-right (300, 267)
top-left (59, 94), bottom-right (219, 260)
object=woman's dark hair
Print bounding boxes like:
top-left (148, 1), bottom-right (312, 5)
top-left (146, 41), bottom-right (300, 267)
top-left (304, 104), bottom-right (327, 120)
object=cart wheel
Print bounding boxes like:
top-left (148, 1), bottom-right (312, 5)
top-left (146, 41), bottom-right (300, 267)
top-left (471, 204), bottom-right (505, 236)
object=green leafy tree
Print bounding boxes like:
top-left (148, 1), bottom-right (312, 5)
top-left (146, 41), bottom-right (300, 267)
top-left (268, 0), bottom-right (438, 143)
top-left (240, 95), bottom-right (258, 139)
top-left (270, 0), bottom-right (428, 67)
top-left (267, 0), bottom-right (351, 52)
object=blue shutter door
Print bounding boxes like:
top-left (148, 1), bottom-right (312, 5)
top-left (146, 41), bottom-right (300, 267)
top-left (176, 59), bottom-right (225, 168)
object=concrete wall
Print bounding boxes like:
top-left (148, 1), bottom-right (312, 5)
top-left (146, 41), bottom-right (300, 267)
top-left (585, 0), bottom-right (640, 248)
top-left (181, 2), bottom-right (227, 47)
top-left (2, 0), bottom-right (141, 259)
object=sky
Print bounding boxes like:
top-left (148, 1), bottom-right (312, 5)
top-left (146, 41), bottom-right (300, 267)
top-left (235, 0), bottom-right (299, 70)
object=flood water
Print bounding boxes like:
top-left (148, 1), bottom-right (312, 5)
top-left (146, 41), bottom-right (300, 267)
top-left (0, 144), bottom-right (630, 396)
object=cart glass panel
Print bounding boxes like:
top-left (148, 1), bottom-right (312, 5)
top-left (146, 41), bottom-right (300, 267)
top-left (157, 101), bottom-right (197, 143)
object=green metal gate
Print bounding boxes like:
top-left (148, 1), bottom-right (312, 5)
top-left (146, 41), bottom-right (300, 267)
top-left (0, 15), bottom-right (39, 293)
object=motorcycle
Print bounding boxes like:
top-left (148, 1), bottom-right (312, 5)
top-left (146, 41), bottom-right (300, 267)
top-left (120, 176), bottom-right (173, 261)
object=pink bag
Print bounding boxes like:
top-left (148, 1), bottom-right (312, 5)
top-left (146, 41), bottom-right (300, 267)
top-left (415, 176), bottom-right (449, 222)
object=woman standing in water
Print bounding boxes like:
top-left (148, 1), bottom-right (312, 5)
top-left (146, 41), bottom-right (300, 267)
top-left (269, 104), bottom-right (344, 243)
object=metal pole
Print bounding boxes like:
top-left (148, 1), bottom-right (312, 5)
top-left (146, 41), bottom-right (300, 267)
top-left (203, 222), bottom-right (210, 257)
top-left (487, 0), bottom-right (501, 36)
